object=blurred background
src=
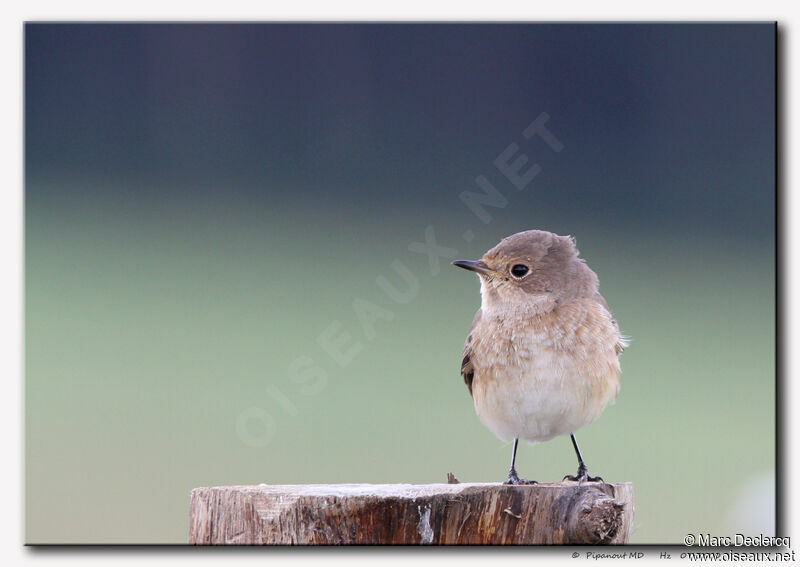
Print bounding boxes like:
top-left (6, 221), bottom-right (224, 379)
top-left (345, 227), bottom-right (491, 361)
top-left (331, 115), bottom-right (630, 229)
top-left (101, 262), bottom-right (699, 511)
top-left (25, 23), bottom-right (775, 544)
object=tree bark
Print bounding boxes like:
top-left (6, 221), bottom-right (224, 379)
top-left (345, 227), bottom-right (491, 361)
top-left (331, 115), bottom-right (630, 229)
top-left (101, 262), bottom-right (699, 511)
top-left (189, 482), bottom-right (634, 545)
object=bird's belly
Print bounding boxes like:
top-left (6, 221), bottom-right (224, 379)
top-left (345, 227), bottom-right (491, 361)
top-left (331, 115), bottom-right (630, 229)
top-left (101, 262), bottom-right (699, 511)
top-left (471, 345), bottom-right (619, 444)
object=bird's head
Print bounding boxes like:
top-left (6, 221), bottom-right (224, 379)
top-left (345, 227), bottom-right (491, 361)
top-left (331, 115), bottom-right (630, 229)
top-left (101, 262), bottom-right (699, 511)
top-left (452, 230), bottom-right (597, 314)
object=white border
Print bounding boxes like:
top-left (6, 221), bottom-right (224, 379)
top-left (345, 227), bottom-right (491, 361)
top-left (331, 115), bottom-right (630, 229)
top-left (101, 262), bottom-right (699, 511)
top-left (3, 2), bottom-right (792, 566)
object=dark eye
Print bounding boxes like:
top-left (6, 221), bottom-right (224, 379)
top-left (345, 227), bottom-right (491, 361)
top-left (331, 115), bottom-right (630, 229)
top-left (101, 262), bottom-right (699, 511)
top-left (510, 264), bottom-right (529, 278)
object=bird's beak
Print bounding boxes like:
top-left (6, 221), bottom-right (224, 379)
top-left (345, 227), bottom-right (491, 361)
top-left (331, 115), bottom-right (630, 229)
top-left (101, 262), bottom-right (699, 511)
top-left (452, 260), bottom-right (494, 276)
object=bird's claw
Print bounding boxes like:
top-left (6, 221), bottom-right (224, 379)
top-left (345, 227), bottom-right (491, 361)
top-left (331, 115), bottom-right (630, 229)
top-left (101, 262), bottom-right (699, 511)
top-left (563, 473), bottom-right (604, 483)
top-left (505, 469), bottom-right (537, 485)
top-left (563, 464), bottom-right (603, 483)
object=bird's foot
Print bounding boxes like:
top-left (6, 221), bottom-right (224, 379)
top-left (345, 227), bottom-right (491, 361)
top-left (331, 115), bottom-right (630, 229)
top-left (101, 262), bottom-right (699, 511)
top-left (563, 463), bottom-right (603, 483)
top-left (505, 468), bottom-right (537, 485)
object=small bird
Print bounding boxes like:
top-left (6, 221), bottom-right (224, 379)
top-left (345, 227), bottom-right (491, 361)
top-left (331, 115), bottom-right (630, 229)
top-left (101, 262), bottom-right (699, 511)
top-left (452, 230), bottom-right (627, 485)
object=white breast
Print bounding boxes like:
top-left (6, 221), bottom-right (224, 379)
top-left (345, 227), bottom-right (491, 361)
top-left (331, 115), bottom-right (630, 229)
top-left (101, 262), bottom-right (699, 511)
top-left (470, 301), bottom-right (621, 444)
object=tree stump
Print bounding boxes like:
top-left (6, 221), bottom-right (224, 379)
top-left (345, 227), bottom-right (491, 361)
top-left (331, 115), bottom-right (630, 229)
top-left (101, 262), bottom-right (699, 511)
top-left (189, 482), bottom-right (634, 545)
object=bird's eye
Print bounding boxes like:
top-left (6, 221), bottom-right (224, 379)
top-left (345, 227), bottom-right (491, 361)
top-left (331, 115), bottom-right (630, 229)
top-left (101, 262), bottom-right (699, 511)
top-left (510, 264), bottom-right (529, 278)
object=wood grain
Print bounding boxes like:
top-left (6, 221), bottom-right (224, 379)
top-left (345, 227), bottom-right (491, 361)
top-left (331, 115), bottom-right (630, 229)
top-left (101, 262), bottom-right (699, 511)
top-left (189, 482), bottom-right (634, 545)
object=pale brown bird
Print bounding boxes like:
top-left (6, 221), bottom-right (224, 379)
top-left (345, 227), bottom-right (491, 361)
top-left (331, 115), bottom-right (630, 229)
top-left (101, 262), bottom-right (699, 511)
top-left (452, 230), bottom-right (628, 484)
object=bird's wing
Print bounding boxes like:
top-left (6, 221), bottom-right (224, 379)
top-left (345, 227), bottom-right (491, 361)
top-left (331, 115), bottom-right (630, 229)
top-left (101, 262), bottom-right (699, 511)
top-left (461, 309), bottom-right (481, 397)
top-left (594, 292), bottom-right (629, 355)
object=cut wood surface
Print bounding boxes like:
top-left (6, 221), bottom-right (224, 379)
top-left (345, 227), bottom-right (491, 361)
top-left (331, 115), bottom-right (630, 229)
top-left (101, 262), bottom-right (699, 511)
top-left (189, 481), bottom-right (634, 545)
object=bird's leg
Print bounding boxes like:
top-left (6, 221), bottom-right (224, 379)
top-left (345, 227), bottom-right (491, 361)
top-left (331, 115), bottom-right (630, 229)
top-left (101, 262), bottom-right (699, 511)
top-left (563, 433), bottom-right (604, 482)
top-left (505, 438), bottom-right (537, 485)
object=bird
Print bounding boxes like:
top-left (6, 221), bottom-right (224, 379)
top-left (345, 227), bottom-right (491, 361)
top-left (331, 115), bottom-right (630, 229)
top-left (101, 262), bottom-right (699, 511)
top-left (452, 230), bottom-right (628, 485)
